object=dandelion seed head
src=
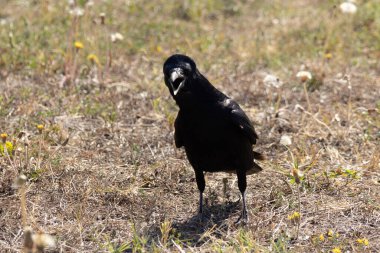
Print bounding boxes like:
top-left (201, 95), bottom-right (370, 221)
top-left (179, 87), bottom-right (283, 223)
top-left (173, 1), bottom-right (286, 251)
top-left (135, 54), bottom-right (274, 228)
top-left (111, 32), bottom-right (124, 42)
top-left (340, 2), bottom-right (357, 14)
top-left (280, 134), bottom-right (292, 146)
top-left (69, 7), bottom-right (84, 17)
top-left (263, 74), bottom-right (282, 88)
top-left (296, 71), bottom-right (312, 82)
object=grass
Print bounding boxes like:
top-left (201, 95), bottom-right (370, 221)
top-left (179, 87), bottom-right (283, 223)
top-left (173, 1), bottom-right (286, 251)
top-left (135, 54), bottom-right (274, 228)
top-left (0, 0), bottom-right (379, 252)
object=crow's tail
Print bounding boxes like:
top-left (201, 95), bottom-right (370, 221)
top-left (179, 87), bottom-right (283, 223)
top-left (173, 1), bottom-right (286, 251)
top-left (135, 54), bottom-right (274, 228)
top-left (247, 161), bottom-right (263, 175)
top-left (246, 151), bottom-right (265, 175)
top-left (253, 151), bottom-right (265, 161)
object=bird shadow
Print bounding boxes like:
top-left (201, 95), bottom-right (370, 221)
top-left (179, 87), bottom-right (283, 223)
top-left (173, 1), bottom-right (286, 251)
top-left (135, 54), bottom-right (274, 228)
top-left (121, 198), bottom-right (250, 252)
top-left (153, 200), bottom-right (241, 247)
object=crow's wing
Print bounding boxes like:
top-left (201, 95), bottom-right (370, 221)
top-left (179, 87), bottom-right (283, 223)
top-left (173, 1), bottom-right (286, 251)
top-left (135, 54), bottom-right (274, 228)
top-left (226, 99), bottom-right (258, 145)
top-left (174, 112), bottom-right (184, 148)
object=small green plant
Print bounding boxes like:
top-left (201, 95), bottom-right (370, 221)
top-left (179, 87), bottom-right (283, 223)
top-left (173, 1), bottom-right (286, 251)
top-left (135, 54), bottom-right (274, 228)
top-left (152, 97), bottom-right (161, 112)
top-left (160, 219), bottom-right (173, 247)
top-left (234, 229), bottom-right (257, 252)
top-left (103, 238), bottom-right (129, 253)
top-left (271, 231), bottom-right (290, 253)
top-left (329, 167), bottom-right (360, 180)
top-left (28, 168), bottom-right (45, 181)
top-left (131, 224), bottom-right (147, 253)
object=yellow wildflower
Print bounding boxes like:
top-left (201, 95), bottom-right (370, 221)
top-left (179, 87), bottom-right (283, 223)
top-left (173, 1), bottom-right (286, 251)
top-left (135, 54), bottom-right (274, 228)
top-left (325, 53), bottom-right (332, 59)
top-left (331, 247), bottom-right (341, 253)
top-left (156, 45), bottom-right (162, 53)
top-left (87, 54), bottom-right (100, 66)
top-left (288, 211), bottom-right (301, 221)
top-left (357, 238), bottom-right (369, 246)
top-left (319, 234), bottom-right (325, 241)
top-left (327, 229), bottom-right (334, 237)
top-left (0, 141), bottom-right (13, 156)
top-left (74, 41), bottom-right (84, 49)
top-left (6, 141), bottom-right (13, 153)
top-left (37, 124), bottom-right (44, 134)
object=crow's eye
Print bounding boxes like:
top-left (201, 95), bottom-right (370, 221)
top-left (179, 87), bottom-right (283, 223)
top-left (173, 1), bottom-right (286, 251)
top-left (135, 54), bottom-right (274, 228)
top-left (173, 77), bottom-right (184, 89)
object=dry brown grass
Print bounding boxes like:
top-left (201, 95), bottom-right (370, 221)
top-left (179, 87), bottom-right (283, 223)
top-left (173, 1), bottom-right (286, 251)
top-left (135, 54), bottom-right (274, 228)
top-left (0, 0), bottom-right (379, 252)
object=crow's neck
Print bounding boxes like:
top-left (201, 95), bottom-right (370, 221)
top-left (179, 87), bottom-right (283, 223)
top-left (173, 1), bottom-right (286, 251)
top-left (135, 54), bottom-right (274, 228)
top-left (175, 73), bottom-right (225, 111)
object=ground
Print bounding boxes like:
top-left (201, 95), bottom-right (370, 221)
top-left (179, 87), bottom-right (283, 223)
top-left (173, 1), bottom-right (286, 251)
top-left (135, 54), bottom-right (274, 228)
top-left (0, 0), bottom-right (379, 252)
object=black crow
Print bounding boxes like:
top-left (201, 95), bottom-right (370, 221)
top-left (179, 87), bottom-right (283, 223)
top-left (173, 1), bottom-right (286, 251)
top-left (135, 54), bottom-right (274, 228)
top-left (163, 54), bottom-right (263, 223)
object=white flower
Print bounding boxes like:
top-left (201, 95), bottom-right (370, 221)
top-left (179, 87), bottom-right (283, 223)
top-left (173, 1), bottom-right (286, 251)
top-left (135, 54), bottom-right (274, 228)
top-left (263, 74), bottom-right (282, 88)
top-left (272, 19), bottom-right (280, 25)
top-left (86, 1), bottom-right (94, 7)
top-left (32, 233), bottom-right (56, 249)
top-left (111, 32), bottom-right (124, 42)
top-left (280, 135), bottom-right (292, 146)
top-left (339, 2), bottom-right (357, 14)
top-left (69, 7), bottom-right (84, 17)
top-left (0, 19), bottom-right (8, 26)
top-left (296, 71), bottom-right (312, 82)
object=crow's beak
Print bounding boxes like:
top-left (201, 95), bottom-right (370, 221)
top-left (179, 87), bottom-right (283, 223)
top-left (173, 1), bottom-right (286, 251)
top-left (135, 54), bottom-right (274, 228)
top-left (170, 68), bottom-right (185, 96)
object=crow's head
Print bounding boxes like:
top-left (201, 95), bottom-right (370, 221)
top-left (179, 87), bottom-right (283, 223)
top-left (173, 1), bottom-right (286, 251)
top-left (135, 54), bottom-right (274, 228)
top-left (163, 54), bottom-right (197, 97)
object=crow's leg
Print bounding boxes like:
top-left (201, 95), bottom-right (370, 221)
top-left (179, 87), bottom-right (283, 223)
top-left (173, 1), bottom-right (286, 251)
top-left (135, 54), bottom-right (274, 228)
top-left (236, 171), bottom-right (248, 224)
top-left (194, 169), bottom-right (205, 214)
